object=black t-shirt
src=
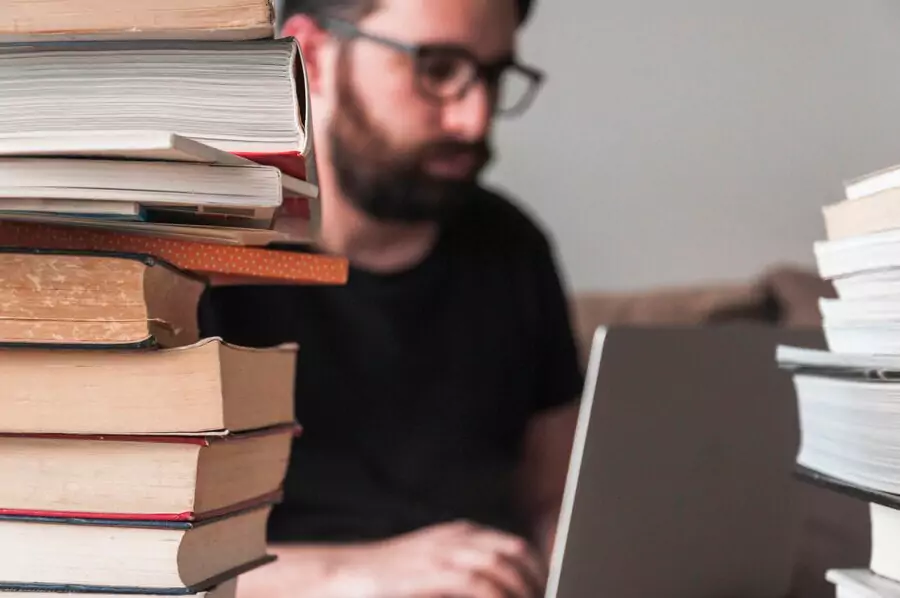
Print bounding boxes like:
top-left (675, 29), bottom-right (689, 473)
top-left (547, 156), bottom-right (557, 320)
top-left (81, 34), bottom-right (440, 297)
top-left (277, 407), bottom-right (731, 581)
top-left (197, 187), bottom-right (584, 544)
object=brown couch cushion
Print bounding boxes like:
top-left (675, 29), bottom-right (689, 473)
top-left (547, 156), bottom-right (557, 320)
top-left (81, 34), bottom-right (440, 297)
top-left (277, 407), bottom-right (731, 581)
top-left (569, 265), bottom-right (835, 368)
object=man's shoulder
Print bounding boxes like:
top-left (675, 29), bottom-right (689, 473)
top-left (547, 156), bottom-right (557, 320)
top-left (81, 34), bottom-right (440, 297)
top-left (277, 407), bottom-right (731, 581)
top-left (454, 185), bottom-right (553, 252)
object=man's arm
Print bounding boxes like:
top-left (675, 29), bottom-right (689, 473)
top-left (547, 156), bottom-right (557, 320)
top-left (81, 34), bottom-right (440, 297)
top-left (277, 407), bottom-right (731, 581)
top-left (517, 401), bottom-right (580, 561)
top-left (512, 224), bottom-right (584, 561)
top-left (237, 401), bottom-right (579, 598)
top-left (236, 522), bottom-right (547, 598)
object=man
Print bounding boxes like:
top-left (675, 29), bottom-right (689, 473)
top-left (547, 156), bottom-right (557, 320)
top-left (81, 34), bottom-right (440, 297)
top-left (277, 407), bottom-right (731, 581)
top-left (198, 0), bottom-right (584, 596)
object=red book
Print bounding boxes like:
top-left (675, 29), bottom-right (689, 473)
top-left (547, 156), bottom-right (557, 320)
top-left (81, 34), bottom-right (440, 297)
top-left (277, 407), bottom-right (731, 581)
top-left (239, 150), bottom-right (309, 181)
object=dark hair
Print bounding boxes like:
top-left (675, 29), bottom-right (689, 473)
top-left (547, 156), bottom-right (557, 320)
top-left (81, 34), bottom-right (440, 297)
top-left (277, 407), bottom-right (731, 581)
top-left (278, 0), bottom-right (533, 28)
top-left (279, 0), bottom-right (377, 27)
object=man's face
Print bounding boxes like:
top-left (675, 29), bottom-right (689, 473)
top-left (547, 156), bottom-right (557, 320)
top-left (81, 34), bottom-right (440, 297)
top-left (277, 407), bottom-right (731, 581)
top-left (324, 0), bottom-right (520, 223)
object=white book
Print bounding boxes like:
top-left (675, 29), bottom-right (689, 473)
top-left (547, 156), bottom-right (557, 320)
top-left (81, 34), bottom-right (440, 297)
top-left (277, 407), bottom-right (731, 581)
top-left (817, 297), bottom-right (900, 354)
top-left (0, 130), bottom-right (247, 165)
top-left (777, 345), bottom-right (900, 495)
top-left (0, 131), bottom-right (319, 242)
top-left (0, 0), bottom-right (274, 42)
top-left (814, 229), bottom-right (900, 280)
top-left (845, 163), bottom-right (900, 202)
top-left (819, 297), bottom-right (900, 324)
top-left (870, 506), bottom-right (900, 586)
top-left (0, 159), bottom-right (284, 207)
top-left (0, 130), bottom-right (318, 199)
top-left (0, 198), bottom-right (142, 217)
top-left (833, 269), bottom-right (900, 300)
top-left (0, 39), bottom-right (311, 158)
top-left (827, 569), bottom-right (900, 598)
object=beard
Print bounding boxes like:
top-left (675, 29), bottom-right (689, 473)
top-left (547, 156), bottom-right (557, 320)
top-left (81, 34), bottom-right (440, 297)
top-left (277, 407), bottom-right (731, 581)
top-left (327, 46), bottom-right (492, 224)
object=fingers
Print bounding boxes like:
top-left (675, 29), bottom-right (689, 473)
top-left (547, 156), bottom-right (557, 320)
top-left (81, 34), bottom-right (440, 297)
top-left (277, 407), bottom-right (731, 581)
top-left (465, 571), bottom-right (518, 598)
top-left (467, 527), bottom-right (546, 592)
top-left (395, 520), bottom-right (547, 598)
top-left (434, 522), bottom-right (545, 598)
top-left (446, 545), bottom-right (536, 598)
top-left (434, 566), bottom-right (516, 598)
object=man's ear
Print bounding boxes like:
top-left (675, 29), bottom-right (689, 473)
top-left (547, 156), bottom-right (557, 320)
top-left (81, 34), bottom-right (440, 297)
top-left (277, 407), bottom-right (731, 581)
top-left (281, 14), bottom-right (329, 95)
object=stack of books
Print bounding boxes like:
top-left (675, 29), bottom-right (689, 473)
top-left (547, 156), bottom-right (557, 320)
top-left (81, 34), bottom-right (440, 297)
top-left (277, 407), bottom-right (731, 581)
top-left (0, 248), bottom-right (299, 597)
top-left (777, 161), bottom-right (900, 597)
top-left (0, 0), bottom-right (348, 595)
top-left (0, 0), bottom-right (346, 286)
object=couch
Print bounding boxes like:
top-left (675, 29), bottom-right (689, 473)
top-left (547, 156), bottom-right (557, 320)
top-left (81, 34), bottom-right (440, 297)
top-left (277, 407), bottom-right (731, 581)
top-left (568, 265), bottom-right (870, 598)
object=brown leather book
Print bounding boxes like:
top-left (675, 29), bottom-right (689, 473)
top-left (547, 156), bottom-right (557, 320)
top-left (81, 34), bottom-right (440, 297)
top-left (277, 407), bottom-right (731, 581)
top-left (0, 249), bottom-right (206, 348)
top-left (0, 337), bottom-right (297, 435)
top-left (0, 0), bottom-right (275, 42)
top-left (0, 426), bottom-right (295, 522)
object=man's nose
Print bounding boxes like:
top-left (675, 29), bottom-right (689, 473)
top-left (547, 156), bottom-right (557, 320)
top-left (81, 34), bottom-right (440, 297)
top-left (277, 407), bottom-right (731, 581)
top-left (441, 80), bottom-right (493, 141)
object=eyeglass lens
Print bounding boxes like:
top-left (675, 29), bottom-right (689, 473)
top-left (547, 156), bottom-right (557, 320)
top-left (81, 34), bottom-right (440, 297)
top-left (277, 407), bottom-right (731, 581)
top-left (416, 51), bottom-right (478, 99)
top-left (415, 50), bottom-right (537, 115)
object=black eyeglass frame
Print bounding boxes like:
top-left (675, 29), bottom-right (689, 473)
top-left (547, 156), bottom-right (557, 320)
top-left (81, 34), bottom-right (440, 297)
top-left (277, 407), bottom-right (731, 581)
top-left (318, 16), bottom-right (546, 117)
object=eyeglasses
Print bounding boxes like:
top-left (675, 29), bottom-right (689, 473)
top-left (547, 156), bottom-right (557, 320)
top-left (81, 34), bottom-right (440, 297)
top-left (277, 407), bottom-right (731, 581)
top-left (319, 17), bottom-right (545, 118)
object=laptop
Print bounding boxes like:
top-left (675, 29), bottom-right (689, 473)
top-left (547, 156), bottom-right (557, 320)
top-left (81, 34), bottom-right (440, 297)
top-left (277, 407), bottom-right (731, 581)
top-left (545, 324), bottom-right (825, 598)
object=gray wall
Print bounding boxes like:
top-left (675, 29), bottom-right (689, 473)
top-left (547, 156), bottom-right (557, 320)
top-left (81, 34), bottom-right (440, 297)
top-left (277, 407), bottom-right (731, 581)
top-left (486, 0), bottom-right (900, 292)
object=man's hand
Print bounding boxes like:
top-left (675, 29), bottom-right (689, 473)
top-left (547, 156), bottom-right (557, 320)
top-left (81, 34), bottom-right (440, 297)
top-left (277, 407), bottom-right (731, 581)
top-left (236, 520), bottom-right (546, 598)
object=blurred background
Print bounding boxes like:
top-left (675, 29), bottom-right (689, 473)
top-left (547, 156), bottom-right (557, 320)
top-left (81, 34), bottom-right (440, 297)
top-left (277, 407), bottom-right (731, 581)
top-left (486, 0), bottom-right (900, 292)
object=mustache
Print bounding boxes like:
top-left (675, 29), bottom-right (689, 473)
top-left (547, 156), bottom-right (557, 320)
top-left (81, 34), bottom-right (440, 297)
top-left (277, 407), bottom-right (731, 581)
top-left (419, 139), bottom-right (492, 167)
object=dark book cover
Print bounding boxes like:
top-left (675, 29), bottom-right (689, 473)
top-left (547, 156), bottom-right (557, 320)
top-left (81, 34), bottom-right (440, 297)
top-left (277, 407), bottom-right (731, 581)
top-left (0, 555), bottom-right (274, 595)
top-left (0, 503), bottom-right (277, 594)
top-left (795, 465), bottom-right (900, 511)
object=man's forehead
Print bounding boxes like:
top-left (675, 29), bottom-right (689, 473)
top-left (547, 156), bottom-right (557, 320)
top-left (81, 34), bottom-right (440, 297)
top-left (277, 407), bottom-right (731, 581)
top-left (363, 0), bottom-right (518, 59)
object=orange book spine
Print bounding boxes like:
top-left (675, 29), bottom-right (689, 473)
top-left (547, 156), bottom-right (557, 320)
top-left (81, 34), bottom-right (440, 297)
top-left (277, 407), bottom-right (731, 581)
top-left (0, 221), bottom-right (348, 285)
